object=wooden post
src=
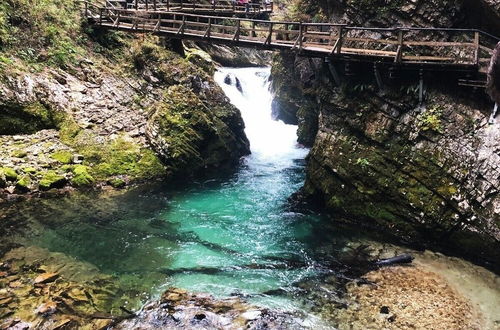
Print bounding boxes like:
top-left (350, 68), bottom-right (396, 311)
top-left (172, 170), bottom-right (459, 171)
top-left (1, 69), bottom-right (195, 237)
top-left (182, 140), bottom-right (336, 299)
top-left (85, 2), bottom-right (88, 17)
top-left (395, 29), bottom-right (404, 63)
top-left (336, 25), bottom-right (343, 54)
top-left (204, 17), bottom-right (212, 38)
top-left (154, 0), bottom-right (157, 10)
top-left (251, 21), bottom-right (256, 37)
top-left (146, 0), bottom-right (149, 11)
top-left (167, 0), bottom-right (170, 11)
top-left (135, 0), bottom-right (138, 10)
top-left (299, 22), bottom-right (303, 50)
top-left (474, 31), bottom-right (480, 66)
top-left (264, 22), bottom-right (273, 45)
top-left (233, 20), bottom-right (241, 41)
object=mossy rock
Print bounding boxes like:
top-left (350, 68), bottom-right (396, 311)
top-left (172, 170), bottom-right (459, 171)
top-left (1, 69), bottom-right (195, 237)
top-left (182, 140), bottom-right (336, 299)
top-left (22, 167), bottom-right (37, 174)
top-left (51, 150), bottom-right (73, 164)
top-left (39, 171), bottom-right (67, 191)
top-left (1, 167), bottom-right (18, 181)
top-left (71, 165), bottom-right (95, 187)
top-left (185, 48), bottom-right (215, 75)
top-left (147, 85), bottom-right (249, 175)
top-left (15, 175), bottom-right (31, 193)
top-left (108, 178), bottom-right (126, 188)
top-left (11, 149), bottom-right (27, 158)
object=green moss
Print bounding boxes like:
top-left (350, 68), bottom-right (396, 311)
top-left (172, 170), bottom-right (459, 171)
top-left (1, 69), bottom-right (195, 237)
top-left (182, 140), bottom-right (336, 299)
top-left (39, 171), bottom-right (66, 190)
top-left (11, 149), bottom-right (27, 158)
top-left (15, 175), bottom-right (31, 191)
top-left (1, 167), bottom-right (18, 181)
top-left (70, 165), bottom-right (95, 187)
top-left (22, 167), bottom-right (37, 174)
top-left (51, 150), bottom-right (73, 164)
top-left (108, 178), bottom-right (126, 188)
top-left (58, 117), bottom-right (82, 144)
top-left (76, 136), bottom-right (165, 181)
top-left (185, 48), bottom-right (215, 75)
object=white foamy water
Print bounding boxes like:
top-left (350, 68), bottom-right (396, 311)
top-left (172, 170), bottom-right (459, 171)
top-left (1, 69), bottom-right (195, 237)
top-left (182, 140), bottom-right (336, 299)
top-left (214, 67), bottom-right (308, 166)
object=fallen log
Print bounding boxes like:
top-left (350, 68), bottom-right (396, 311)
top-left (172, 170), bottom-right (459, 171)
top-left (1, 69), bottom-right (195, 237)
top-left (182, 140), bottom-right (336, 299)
top-left (375, 254), bottom-right (414, 267)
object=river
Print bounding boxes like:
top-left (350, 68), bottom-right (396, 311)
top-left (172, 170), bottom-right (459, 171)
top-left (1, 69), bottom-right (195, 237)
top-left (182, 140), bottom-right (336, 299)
top-left (1, 67), bottom-right (499, 328)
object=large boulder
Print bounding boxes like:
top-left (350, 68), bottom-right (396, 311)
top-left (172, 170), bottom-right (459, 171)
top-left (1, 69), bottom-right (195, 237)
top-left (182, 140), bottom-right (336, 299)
top-left (146, 84), bottom-right (250, 176)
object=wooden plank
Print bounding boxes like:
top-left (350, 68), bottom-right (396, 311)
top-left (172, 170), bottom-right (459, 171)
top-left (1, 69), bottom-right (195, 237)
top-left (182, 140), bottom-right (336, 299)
top-left (402, 55), bottom-right (457, 61)
top-left (403, 40), bottom-right (475, 47)
top-left (344, 37), bottom-right (398, 45)
top-left (341, 47), bottom-right (397, 56)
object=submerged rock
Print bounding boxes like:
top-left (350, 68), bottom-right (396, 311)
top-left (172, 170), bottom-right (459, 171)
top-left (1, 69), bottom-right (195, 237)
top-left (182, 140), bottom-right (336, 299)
top-left (33, 272), bottom-right (59, 285)
top-left (115, 288), bottom-right (302, 329)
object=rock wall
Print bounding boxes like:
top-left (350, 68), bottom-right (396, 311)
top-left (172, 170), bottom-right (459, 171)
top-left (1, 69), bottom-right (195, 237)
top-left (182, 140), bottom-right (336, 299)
top-left (271, 1), bottom-right (500, 270)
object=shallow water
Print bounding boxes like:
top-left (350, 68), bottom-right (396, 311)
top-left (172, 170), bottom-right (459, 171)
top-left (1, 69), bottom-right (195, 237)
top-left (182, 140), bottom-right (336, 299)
top-left (1, 68), bottom-right (499, 327)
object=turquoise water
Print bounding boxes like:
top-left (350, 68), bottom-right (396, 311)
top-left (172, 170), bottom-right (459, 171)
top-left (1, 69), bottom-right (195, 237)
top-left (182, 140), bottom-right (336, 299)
top-left (1, 68), bottom-right (352, 313)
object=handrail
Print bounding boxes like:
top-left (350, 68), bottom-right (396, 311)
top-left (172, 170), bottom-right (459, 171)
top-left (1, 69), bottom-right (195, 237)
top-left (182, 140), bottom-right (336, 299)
top-left (79, 1), bottom-right (497, 72)
top-left (78, 3), bottom-right (500, 41)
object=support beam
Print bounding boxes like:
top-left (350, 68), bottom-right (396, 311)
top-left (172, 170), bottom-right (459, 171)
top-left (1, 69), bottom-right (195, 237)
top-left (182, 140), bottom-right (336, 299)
top-left (418, 69), bottom-right (425, 110)
top-left (374, 63), bottom-right (384, 92)
top-left (326, 60), bottom-right (341, 86)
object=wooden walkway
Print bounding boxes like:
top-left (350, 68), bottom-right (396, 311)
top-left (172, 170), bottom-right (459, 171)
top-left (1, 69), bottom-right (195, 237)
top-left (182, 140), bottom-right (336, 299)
top-left (104, 0), bottom-right (273, 16)
top-left (83, 2), bottom-right (499, 84)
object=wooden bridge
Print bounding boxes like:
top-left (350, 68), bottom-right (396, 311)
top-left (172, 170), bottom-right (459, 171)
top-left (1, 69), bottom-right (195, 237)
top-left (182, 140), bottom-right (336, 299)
top-left (104, 0), bottom-right (273, 16)
top-left (83, 2), bottom-right (499, 87)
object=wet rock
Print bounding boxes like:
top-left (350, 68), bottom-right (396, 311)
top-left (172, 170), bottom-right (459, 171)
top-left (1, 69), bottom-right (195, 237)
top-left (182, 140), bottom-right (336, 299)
top-left (241, 310), bottom-right (262, 320)
top-left (116, 288), bottom-right (300, 329)
top-left (7, 282), bottom-right (22, 289)
top-left (52, 318), bottom-right (74, 329)
top-left (33, 272), bottom-right (59, 285)
top-left (35, 301), bottom-right (57, 316)
top-left (0, 319), bottom-right (30, 330)
top-left (0, 298), bottom-right (13, 307)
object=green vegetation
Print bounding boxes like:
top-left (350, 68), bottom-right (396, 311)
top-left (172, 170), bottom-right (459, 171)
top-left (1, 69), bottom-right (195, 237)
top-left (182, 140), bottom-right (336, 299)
top-left (22, 167), bottom-right (37, 174)
top-left (1, 167), bottom-right (18, 181)
top-left (0, 0), bottom-right (85, 69)
top-left (15, 174), bottom-right (31, 191)
top-left (74, 136), bottom-right (165, 181)
top-left (11, 149), bottom-right (27, 158)
top-left (356, 157), bottom-right (371, 167)
top-left (39, 171), bottom-right (66, 190)
top-left (418, 105), bottom-right (444, 133)
top-left (51, 150), bottom-right (73, 164)
top-left (108, 177), bottom-right (126, 188)
top-left (70, 165), bottom-right (95, 186)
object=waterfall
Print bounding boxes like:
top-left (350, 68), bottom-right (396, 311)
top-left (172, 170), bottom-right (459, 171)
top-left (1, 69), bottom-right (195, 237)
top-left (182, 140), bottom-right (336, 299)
top-left (214, 68), bottom-right (308, 166)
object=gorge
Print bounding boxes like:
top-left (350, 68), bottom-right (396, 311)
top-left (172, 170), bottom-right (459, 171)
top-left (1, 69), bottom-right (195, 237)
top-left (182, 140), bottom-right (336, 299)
top-left (0, 0), bottom-right (499, 329)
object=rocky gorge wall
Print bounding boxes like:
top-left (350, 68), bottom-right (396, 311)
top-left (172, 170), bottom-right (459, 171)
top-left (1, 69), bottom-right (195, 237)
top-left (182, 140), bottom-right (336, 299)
top-left (271, 0), bottom-right (500, 270)
top-left (0, 0), bottom-right (250, 200)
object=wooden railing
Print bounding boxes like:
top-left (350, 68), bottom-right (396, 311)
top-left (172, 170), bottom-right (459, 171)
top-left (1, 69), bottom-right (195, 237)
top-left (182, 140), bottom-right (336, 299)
top-left (82, 4), bottom-right (498, 73)
top-left (106, 0), bottom-right (273, 14)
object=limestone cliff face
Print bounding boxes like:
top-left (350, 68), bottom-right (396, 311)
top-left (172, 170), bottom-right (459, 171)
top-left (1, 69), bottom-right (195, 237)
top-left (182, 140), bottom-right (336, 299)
top-left (272, 0), bottom-right (500, 269)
